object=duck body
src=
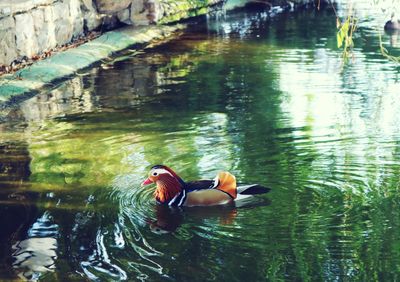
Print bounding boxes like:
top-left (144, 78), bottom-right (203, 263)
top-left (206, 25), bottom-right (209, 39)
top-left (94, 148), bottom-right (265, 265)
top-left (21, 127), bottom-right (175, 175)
top-left (385, 14), bottom-right (400, 31)
top-left (142, 165), bottom-right (270, 207)
top-left (385, 20), bottom-right (400, 31)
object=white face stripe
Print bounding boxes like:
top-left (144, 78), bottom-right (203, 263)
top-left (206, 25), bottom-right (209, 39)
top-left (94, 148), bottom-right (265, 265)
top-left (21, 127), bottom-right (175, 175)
top-left (151, 168), bottom-right (174, 177)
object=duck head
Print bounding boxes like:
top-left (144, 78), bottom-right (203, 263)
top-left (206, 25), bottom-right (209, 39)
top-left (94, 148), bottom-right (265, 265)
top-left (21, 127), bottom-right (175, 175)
top-left (142, 165), bottom-right (185, 204)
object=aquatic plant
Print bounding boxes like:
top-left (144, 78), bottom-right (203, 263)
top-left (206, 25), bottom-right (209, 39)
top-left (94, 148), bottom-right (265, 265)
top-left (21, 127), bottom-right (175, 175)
top-left (331, 0), bottom-right (400, 63)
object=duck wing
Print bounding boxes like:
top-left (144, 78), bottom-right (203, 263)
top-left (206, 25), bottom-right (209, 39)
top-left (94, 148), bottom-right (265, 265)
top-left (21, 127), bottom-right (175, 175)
top-left (185, 180), bottom-right (214, 192)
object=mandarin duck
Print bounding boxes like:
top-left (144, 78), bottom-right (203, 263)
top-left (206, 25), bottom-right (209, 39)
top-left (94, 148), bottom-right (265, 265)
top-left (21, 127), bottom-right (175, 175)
top-left (385, 13), bottom-right (400, 31)
top-left (142, 165), bottom-right (270, 207)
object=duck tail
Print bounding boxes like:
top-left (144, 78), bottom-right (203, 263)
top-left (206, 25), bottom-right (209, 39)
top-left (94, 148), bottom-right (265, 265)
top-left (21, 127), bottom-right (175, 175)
top-left (237, 184), bottom-right (271, 195)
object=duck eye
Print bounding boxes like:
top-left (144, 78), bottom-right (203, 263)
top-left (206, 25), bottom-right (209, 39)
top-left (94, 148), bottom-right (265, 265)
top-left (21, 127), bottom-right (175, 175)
top-left (152, 172), bottom-right (158, 176)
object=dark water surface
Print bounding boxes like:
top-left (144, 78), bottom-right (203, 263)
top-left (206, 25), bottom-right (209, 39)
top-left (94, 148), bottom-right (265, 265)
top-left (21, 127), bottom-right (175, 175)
top-left (1, 2), bottom-right (400, 281)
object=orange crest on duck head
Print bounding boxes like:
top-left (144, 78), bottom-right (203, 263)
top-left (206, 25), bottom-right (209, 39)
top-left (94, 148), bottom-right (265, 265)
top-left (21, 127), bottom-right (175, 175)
top-left (141, 165), bottom-right (185, 187)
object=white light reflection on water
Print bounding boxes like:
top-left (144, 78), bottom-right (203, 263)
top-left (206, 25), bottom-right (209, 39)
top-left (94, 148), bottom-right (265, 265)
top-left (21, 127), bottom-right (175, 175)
top-left (277, 41), bottom-right (400, 195)
top-left (12, 212), bottom-right (58, 281)
top-left (80, 230), bottom-right (127, 281)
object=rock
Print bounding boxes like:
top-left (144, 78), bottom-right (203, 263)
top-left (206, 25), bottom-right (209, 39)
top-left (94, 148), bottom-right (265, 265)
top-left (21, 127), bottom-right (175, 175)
top-left (52, 1), bottom-right (74, 44)
top-left (146, 0), bottom-right (159, 23)
top-left (79, 0), bottom-right (103, 31)
top-left (70, 0), bottom-right (84, 38)
top-left (101, 15), bottom-right (120, 30)
top-left (43, 5), bottom-right (54, 23)
top-left (94, 0), bottom-right (132, 14)
top-left (80, 0), bottom-right (95, 12)
top-left (0, 17), bottom-right (17, 65)
top-left (0, 14), bottom-right (13, 29)
top-left (0, 6), bottom-right (11, 17)
top-left (39, 6), bottom-right (57, 50)
top-left (32, 7), bottom-right (49, 52)
top-left (83, 12), bottom-right (103, 32)
top-left (131, 0), bottom-right (150, 26)
top-left (15, 13), bottom-right (39, 58)
top-left (117, 8), bottom-right (132, 25)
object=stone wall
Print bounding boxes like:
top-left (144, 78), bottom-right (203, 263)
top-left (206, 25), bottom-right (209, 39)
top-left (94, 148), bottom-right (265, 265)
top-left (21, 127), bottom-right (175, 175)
top-left (0, 0), bottom-right (226, 66)
top-left (0, 0), bottom-right (102, 66)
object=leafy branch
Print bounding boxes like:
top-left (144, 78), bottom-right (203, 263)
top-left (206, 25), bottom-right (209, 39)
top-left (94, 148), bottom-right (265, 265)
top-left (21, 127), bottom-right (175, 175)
top-left (336, 16), bottom-right (358, 62)
top-left (331, 0), bottom-right (400, 64)
top-left (379, 33), bottom-right (400, 63)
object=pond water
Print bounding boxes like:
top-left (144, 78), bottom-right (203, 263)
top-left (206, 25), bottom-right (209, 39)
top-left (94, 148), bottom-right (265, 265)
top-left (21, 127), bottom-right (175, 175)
top-left (1, 1), bottom-right (400, 281)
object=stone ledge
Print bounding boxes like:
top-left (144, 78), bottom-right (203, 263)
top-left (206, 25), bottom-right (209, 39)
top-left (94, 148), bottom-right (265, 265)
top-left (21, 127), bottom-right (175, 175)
top-left (0, 24), bottom-right (183, 106)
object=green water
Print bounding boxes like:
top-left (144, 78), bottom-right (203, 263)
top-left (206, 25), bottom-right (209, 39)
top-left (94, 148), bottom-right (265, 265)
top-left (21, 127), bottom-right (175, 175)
top-left (2, 3), bottom-right (400, 281)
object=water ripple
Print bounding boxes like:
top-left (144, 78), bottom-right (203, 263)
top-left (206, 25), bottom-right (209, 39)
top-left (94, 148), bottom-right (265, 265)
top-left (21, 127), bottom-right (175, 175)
top-left (109, 173), bottom-right (167, 279)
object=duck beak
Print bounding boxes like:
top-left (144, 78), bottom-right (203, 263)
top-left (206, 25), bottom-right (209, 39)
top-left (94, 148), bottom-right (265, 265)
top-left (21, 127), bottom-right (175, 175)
top-left (141, 177), bottom-right (153, 186)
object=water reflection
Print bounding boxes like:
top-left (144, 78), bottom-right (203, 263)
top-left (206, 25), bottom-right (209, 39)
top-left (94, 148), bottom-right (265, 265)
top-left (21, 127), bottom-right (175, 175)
top-left (12, 212), bottom-right (58, 280)
top-left (149, 198), bottom-right (270, 234)
top-left (12, 53), bottom-right (197, 123)
top-left (80, 230), bottom-right (127, 281)
top-left (1, 1), bottom-right (400, 281)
